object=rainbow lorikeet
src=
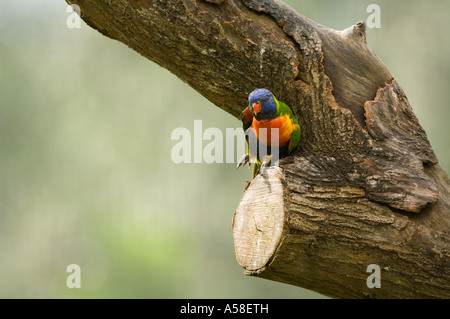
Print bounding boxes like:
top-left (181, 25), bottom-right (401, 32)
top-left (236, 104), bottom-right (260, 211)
top-left (237, 88), bottom-right (301, 178)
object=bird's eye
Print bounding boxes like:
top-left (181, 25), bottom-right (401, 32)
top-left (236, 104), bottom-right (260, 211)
top-left (265, 96), bottom-right (270, 102)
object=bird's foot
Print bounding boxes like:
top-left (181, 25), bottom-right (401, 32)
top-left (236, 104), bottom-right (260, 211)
top-left (260, 156), bottom-right (272, 175)
top-left (236, 154), bottom-right (250, 170)
top-left (261, 158), bottom-right (285, 180)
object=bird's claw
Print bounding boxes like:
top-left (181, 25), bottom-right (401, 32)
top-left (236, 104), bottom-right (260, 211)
top-left (236, 154), bottom-right (250, 170)
top-left (260, 158), bottom-right (285, 179)
top-left (260, 157), bottom-right (272, 175)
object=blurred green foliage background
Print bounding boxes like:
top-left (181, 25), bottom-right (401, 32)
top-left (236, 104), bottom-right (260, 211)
top-left (0, 0), bottom-right (448, 298)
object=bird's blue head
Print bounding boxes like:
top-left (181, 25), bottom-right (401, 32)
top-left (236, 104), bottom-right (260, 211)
top-left (248, 88), bottom-right (277, 120)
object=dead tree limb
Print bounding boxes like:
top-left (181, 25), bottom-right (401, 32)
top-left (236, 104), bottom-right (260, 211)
top-left (66, 0), bottom-right (450, 298)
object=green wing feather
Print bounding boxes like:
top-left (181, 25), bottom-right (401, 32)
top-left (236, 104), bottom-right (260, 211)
top-left (239, 106), bottom-right (261, 177)
top-left (240, 107), bottom-right (253, 156)
top-left (240, 107), bottom-right (253, 131)
top-left (275, 97), bottom-right (301, 153)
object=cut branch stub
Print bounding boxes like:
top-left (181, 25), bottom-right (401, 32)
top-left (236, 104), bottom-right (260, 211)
top-left (233, 169), bottom-right (286, 271)
top-left (233, 168), bottom-right (450, 299)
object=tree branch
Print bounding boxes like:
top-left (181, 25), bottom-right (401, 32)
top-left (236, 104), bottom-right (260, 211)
top-left (67, 0), bottom-right (450, 298)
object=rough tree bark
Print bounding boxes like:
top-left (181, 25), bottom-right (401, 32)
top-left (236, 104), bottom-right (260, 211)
top-left (66, 0), bottom-right (450, 298)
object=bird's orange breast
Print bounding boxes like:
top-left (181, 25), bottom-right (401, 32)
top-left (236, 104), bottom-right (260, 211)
top-left (252, 115), bottom-right (294, 147)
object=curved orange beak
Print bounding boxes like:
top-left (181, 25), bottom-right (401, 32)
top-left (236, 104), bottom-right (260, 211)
top-left (253, 103), bottom-right (262, 115)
